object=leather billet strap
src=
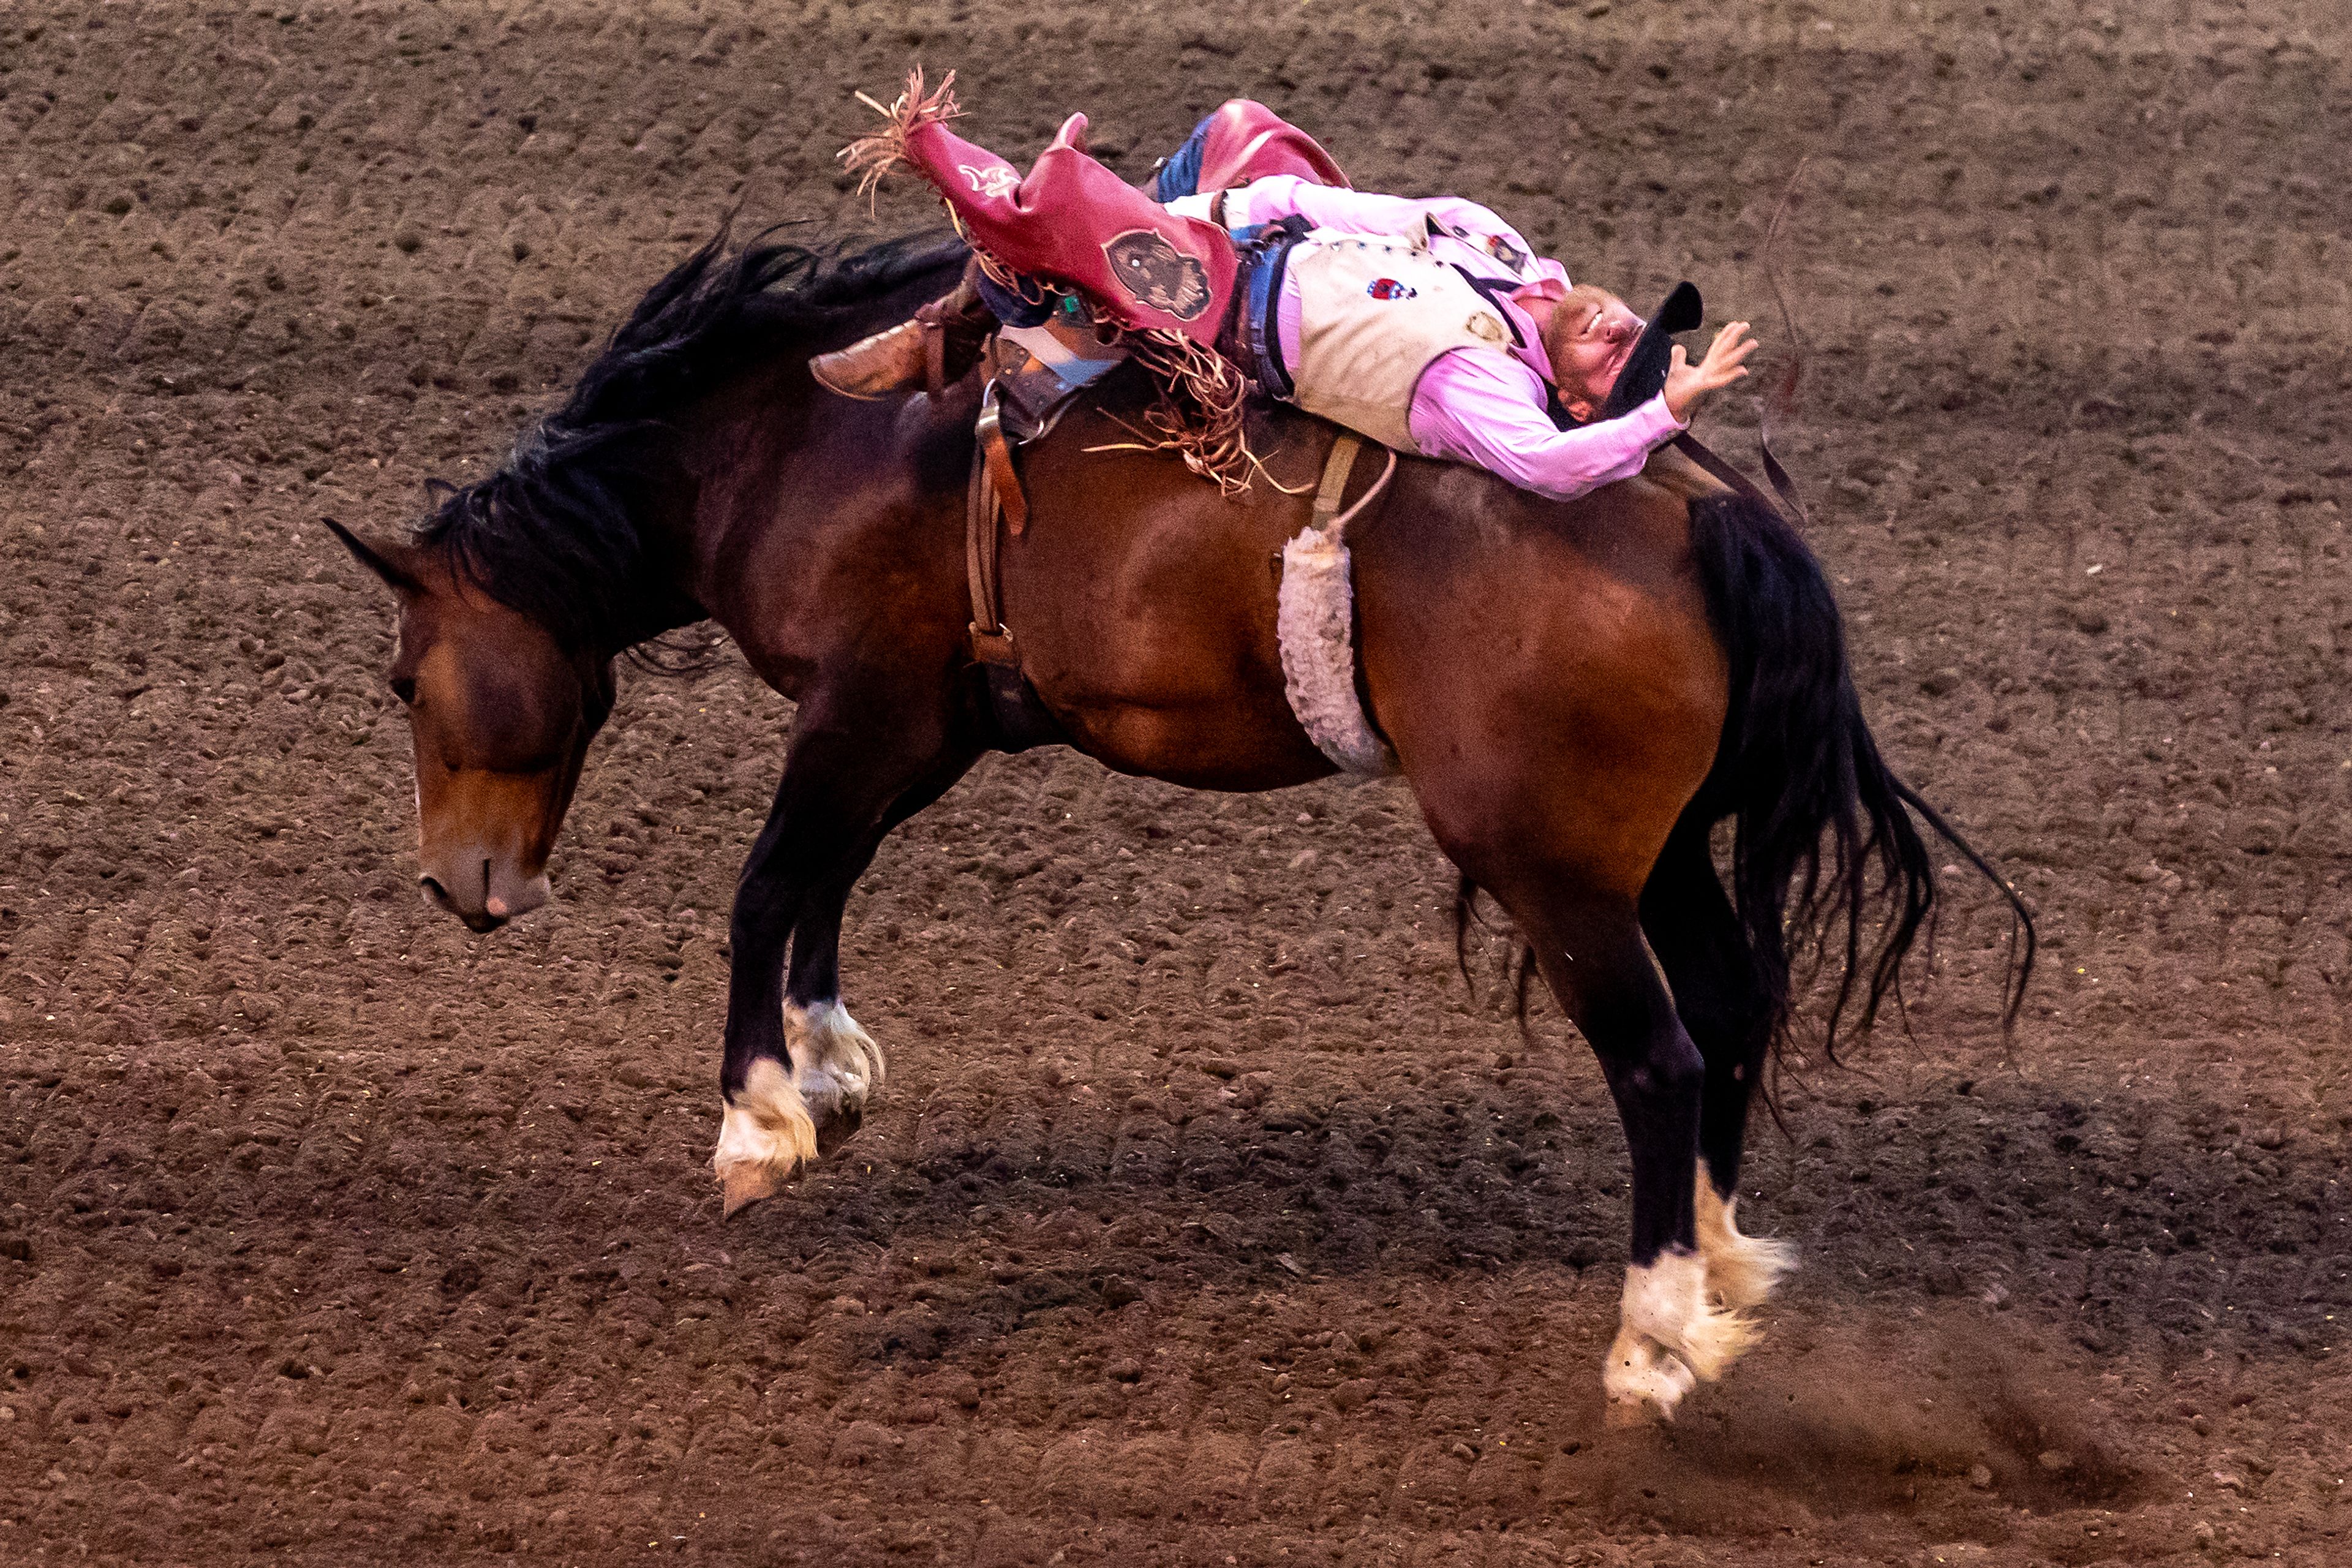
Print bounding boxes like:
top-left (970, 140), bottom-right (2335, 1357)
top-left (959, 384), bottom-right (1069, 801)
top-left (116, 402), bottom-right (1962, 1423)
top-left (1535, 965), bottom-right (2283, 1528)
top-left (1669, 431), bottom-right (1807, 529)
top-left (967, 379), bottom-right (1022, 668)
top-left (1755, 428), bottom-right (1811, 529)
top-left (916, 296), bottom-right (957, 401)
top-left (977, 388), bottom-right (1028, 534)
top-left (956, 370), bottom-right (1067, 750)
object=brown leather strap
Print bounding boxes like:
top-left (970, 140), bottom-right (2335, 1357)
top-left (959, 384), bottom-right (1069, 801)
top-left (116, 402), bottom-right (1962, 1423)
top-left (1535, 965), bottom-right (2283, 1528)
top-left (1756, 424), bottom-right (1810, 529)
top-left (921, 312), bottom-right (948, 401)
top-left (967, 381), bottom-right (1019, 668)
top-left (977, 391), bottom-right (1028, 535)
top-left (1670, 432), bottom-right (1798, 525)
top-left (1312, 434), bottom-right (1362, 532)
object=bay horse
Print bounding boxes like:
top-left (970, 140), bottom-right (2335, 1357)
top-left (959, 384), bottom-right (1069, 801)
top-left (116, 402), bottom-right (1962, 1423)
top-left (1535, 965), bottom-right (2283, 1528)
top-left (324, 227), bottom-right (2029, 1423)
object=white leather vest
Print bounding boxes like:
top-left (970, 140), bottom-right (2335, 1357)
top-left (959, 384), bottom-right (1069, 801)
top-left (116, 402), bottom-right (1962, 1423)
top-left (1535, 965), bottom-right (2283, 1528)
top-left (1285, 229), bottom-right (1521, 454)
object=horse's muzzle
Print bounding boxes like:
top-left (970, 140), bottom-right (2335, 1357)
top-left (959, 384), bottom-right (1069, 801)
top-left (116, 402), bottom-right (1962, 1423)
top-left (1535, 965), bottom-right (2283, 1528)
top-left (418, 856), bottom-right (549, 933)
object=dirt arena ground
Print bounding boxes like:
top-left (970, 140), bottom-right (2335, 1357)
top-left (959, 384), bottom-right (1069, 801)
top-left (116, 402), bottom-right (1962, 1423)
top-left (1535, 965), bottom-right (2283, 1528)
top-left (2, 1), bottom-right (2347, 1563)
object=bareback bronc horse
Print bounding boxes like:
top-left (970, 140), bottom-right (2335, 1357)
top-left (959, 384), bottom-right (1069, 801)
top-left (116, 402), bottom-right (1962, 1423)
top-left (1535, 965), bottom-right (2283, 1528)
top-left (325, 227), bottom-right (2030, 1423)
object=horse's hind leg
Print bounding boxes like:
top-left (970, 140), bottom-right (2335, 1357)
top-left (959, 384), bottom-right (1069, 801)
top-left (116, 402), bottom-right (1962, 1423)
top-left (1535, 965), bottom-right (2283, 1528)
top-left (1640, 820), bottom-right (1798, 1314)
top-left (1494, 874), bottom-right (1758, 1423)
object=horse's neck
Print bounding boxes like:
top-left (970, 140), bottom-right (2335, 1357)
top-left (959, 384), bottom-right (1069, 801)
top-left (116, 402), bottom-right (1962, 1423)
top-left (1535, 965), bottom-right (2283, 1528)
top-left (588, 437), bottom-right (722, 654)
top-left (657, 348), bottom-right (974, 688)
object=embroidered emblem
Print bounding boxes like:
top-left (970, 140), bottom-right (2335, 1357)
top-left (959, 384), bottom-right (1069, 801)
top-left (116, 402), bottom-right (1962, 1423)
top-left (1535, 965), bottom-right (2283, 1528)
top-left (1366, 277), bottom-right (1418, 301)
top-left (1430, 217), bottom-right (1531, 278)
top-left (959, 163), bottom-right (1020, 200)
top-left (1466, 311), bottom-right (1507, 344)
top-left (1482, 234), bottom-right (1531, 276)
top-left (1102, 230), bottom-right (1212, 321)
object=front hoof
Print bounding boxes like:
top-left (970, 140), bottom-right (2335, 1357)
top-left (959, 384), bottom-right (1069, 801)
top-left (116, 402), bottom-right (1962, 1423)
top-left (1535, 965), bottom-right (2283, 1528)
top-left (718, 1163), bottom-right (780, 1220)
top-left (813, 1100), bottom-right (864, 1159)
top-left (711, 1058), bottom-right (816, 1218)
top-left (788, 1001), bottom-right (883, 1155)
top-left (1604, 1328), bottom-right (1697, 1425)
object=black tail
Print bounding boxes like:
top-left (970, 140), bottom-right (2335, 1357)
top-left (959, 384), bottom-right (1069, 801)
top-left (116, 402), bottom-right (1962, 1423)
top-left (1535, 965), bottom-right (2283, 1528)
top-left (1678, 490), bottom-right (2034, 1058)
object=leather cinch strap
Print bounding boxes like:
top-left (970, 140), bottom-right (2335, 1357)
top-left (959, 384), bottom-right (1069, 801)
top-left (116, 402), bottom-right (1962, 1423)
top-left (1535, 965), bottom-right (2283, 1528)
top-left (956, 368), bottom-right (1067, 752)
top-left (916, 300), bottom-right (952, 401)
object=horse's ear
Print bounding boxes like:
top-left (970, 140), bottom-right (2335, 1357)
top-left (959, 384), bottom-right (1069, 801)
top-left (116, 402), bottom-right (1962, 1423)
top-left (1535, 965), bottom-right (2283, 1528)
top-left (322, 517), bottom-right (423, 597)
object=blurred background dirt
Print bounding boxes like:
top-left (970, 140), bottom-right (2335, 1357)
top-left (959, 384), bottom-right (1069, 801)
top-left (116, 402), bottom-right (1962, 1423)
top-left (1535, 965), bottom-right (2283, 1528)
top-left (1, 1), bottom-right (2346, 1563)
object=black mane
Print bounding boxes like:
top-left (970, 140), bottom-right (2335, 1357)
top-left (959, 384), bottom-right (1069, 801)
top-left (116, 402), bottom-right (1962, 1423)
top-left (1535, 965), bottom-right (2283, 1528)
top-left (414, 223), bottom-right (965, 651)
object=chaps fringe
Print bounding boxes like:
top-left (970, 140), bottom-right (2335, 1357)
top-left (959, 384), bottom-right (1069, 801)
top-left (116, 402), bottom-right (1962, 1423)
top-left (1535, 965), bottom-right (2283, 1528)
top-left (844, 69), bottom-right (1280, 496)
top-left (840, 67), bottom-right (963, 206)
top-left (1092, 330), bottom-right (1298, 497)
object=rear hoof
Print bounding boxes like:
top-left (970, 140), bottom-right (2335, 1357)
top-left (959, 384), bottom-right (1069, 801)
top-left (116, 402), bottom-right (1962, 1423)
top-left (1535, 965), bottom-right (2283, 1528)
top-left (1623, 1249), bottom-right (1760, 1383)
top-left (1695, 1167), bottom-right (1799, 1312)
top-left (711, 1058), bottom-right (816, 1218)
top-left (1603, 1328), bottom-right (1697, 1424)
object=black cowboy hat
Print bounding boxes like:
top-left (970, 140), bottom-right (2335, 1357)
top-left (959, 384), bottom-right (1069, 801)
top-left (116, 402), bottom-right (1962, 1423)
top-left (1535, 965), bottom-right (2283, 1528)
top-left (1592, 281), bottom-right (1704, 423)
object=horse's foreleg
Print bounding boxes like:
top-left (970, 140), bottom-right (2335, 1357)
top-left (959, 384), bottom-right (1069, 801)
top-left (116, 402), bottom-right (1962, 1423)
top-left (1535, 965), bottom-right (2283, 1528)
top-left (778, 880), bottom-right (884, 1162)
top-left (1502, 881), bottom-right (1754, 1423)
top-left (714, 722), bottom-right (970, 1217)
top-left (1640, 820), bottom-right (1798, 1316)
top-left (776, 753), bottom-right (975, 1159)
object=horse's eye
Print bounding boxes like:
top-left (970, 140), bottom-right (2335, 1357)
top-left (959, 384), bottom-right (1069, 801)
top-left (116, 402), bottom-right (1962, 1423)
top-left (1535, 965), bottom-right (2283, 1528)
top-left (390, 677), bottom-right (417, 706)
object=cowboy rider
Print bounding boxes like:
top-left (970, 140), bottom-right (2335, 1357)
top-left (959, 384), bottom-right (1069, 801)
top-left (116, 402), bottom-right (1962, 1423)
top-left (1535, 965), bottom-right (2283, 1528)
top-left (815, 91), bottom-right (1757, 502)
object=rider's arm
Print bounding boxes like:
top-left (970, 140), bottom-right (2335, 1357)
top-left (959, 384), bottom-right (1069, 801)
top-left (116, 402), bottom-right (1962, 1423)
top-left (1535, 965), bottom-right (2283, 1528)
top-left (1409, 352), bottom-right (1687, 503)
top-left (1224, 175), bottom-right (1522, 249)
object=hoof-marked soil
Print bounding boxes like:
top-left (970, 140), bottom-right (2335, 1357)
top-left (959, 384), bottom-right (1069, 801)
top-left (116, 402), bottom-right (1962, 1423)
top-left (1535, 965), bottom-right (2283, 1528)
top-left (2, 2), bottom-right (2346, 1563)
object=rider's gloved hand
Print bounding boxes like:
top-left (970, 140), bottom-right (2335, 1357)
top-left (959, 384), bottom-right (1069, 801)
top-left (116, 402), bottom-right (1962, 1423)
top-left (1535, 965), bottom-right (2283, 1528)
top-left (1663, 321), bottom-right (1758, 423)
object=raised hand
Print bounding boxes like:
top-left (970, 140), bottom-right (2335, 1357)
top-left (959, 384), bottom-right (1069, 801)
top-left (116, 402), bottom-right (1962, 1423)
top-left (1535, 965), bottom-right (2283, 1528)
top-left (1663, 321), bottom-right (1758, 423)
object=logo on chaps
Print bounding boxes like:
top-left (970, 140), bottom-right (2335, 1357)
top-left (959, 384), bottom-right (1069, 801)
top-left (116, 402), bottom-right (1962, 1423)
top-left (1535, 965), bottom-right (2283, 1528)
top-left (1102, 230), bottom-right (1211, 322)
top-left (1366, 277), bottom-right (1417, 301)
top-left (959, 163), bottom-right (1020, 200)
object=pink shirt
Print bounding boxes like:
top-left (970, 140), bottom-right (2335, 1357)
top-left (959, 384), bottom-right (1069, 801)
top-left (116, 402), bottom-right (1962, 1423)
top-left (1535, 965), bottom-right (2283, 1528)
top-left (1223, 176), bottom-right (1686, 502)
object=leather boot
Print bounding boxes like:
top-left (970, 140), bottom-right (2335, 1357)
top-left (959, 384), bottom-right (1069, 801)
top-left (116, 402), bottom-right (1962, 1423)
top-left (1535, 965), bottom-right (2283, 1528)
top-left (810, 268), bottom-right (997, 400)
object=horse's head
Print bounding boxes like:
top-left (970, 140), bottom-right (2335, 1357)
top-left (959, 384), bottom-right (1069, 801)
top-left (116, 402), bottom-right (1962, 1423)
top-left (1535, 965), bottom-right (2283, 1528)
top-left (325, 518), bottom-right (613, 932)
